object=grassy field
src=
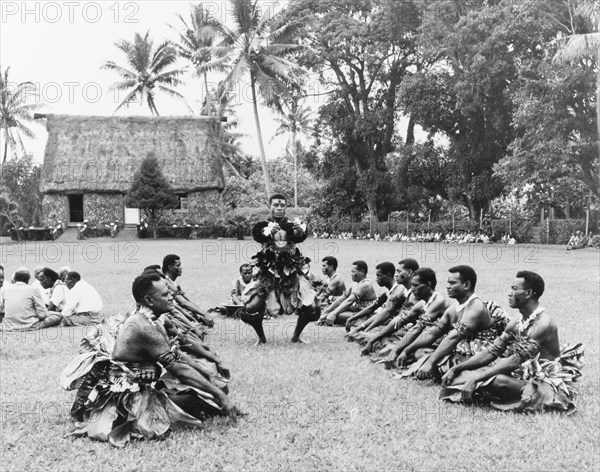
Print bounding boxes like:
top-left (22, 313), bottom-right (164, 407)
top-left (1, 237), bottom-right (599, 471)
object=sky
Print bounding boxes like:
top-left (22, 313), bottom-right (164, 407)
top-left (0, 0), bottom-right (320, 164)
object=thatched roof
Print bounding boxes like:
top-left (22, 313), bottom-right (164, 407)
top-left (40, 114), bottom-right (225, 193)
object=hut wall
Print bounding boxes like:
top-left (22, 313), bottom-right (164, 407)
top-left (84, 194), bottom-right (123, 224)
top-left (187, 190), bottom-right (223, 222)
top-left (42, 194), bottom-right (68, 226)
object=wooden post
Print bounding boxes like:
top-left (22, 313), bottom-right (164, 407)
top-left (509, 216), bottom-right (512, 236)
top-left (428, 211), bottom-right (431, 231)
top-left (479, 208), bottom-right (483, 229)
top-left (586, 190), bottom-right (591, 235)
top-left (546, 213), bottom-right (550, 242)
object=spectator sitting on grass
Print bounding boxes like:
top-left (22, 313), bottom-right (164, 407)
top-left (0, 267), bottom-right (62, 331)
top-left (59, 271), bottom-right (103, 326)
top-left (40, 268), bottom-right (68, 312)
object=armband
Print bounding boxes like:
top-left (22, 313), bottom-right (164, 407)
top-left (433, 319), bottom-right (451, 333)
top-left (506, 336), bottom-right (541, 362)
top-left (487, 332), bottom-right (512, 357)
top-left (452, 322), bottom-right (474, 340)
top-left (156, 349), bottom-right (181, 369)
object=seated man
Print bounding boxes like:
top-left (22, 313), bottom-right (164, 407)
top-left (316, 256), bottom-right (346, 308)
top-left (162, 254), bottom-right (214, 327)
top-left (0, 268), bottom-right (62, 330)
top-left (396, 266), bottom-right (507, 379)
top-left (60, 271), bottom-right (103, 326)
top-left (40, 268), bottom-right (68, 312)
top-left (346, 258), bottom-right (419, 339)
top-left (57, 266), bottom-right (72, 284)
top-left (302, 257), bottom-right (323, 288)
top-left (318, 260), bottom-right (377, 326)
top-left (31, 266), bottom-right (49, 305)
top-left (344, 261), bottom-right (398, 331)
top-left (440, 271), bottom-right (583, 413)
top-left (61, 272), bottom-right (239, 447)
top-left (366, 268), bottom-right (446, 363)
top-left (215, 263), bottom-right (253, 317)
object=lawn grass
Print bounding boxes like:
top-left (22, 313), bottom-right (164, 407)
top-left (1, 238), bottom-right (599, 471)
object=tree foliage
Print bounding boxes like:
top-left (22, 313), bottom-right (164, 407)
top-left (126, 153), bottom-right (179, 237)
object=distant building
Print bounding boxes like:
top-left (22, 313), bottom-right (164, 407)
top-left (39, 114), bottom-right (227, 226)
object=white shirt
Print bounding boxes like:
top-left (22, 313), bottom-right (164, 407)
top-left (62, 279), bottom-right (103, 317)
top-left (31, 279), bottom-right (50, 305)
top-left (49, 280), bottom-right (69, 310)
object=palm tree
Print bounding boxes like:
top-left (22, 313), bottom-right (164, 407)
top-left (102, 31), bottom-right (189, 116)
top-left (200, 0), bottom-right (303, 198)
top-left (0, 66), bottom-right (40, 167)
top-left (169, 4), bottom-right (225, 115)
top-left (271, 97), bottom-right (313, 207)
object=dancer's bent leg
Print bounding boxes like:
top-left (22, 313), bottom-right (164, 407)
top-left (292, 302), bottom-right (320, 343)
top-left (240, 295), bottom-right (267, 344)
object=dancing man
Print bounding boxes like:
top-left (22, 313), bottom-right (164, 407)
top-left (239, 194), bottom-right (319, 344)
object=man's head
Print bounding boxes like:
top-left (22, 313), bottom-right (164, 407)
top-left (33, 266), bottom-right (45, 281)
top-left (375, 262), bottom-right (396, 288)
top-left (162, 254), bottom-right (182, 277)
top-left (321, 256), bottom-right (338, 276)
top-left (268, 193), bottom-right (287, 220)
top-left (0, 265), bottom-right (4, 286)
top-left (65, 271), bottom-right (81, 290)
top-left (13, 267), bottom-right (30, 284)
top-left (410, 267), bottom-right (437, 300)
top-left (395, 258), bottom-right (419, 286)
top-left (132, 273), bottom-right (173, 314)
top-left (239, 263), bottom-right (252, 283)
top-left (509, 271), bottom-right (545, 308)
top-left (57, 266), bottom-right (71, 283)
top-left (447, 265), bottom-right (477, 300)
top-left (351, 260), bottom-right (368, 282)
top-left (40, 268), bottom-right (59, 289)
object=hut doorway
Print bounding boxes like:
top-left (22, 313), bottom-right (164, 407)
top-left (68, 194), bottom-right (84, 223)
top-left (124, 207), bottom-right (141, 226)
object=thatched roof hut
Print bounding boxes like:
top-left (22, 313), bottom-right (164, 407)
top-left (39, 114), bottom-right (226, 226)
top-left (41, 114), bottom-right (224, 194)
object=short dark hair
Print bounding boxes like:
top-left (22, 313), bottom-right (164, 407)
top-left (269, 193), bottom-right (287, 204)
top-left (66, 271), bottom-right (81, 282)
top-left (413, 267), bottom-right (437, 289)
top-left (42, 268), bottom-right (59, 284)
top-left (322, 256), bottom-right (338, 270)
top-left (449, 265), bottom-right (477, 290)
top-left (162, 254), bottom-right (180, 273)
top-left (239, 263), bottom-right (251, 273)
top-left (132, 273), bottom-right (163, 303)
top-left (14, 270), bottom-right (30, 284)
top-left (516, 270), bottom-right (545, 300)
top-left (398, 258), bottom-right (419, 272)
top-left (375, 262), bottom-right (395, 278)
top-left (352, 260), bottom-right (368, 275)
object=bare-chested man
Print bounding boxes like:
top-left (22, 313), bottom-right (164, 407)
top-left (346, 258), bottom-right (419, 339)
top-left (62, 273), bottom-right (239, 446)
top-left (440, 271), bottom-right (582, 413)
top-left (316, 256), bottom-right (346, 308)
top-left (370, 268), bottom-right (447, 364)
top-left (162, 254), bottom-right (214, 327)
top-left (318, 260), bottom-right (377, 326)
top-left (396, 266), bottom-right (496, 380)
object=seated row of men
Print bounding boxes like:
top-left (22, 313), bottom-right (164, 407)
top-left (0, 265), bottom-right (102, 330)
top-left (61, 254), bottom-right (238, 447)
top-left (315, 259), bottom-right (582, 413)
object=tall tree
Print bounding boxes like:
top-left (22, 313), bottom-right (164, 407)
top-left (271, 96), bottom-right (313, 208)
top-left (126, 153), bottom-right (179, 238)
top-left (200, 0), bottom-right (303, 198)
top-left (280, 0), bottom-right (422, 226)
top-left (169, 4), bottom-right (225, 114)
top-left (0, 67), bottom-right (40, 168)
top-left (103, 31), bottom-right (189, 116)
top-left (495, 0), bottom-right (599, 201)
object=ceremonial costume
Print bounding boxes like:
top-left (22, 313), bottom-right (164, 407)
top-left (61, 308), bottom-right (230, 447)
top-left (242, 217), bottom-right (317, 318)
top-left (439, 307), bottom-right (583, 413)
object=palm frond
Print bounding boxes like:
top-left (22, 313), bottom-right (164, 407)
top-left (553, 32), bottom-right (600, 63)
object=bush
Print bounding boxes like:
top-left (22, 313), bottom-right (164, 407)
top-left (137, 224), bottom-right (241, 239)
top-left (539, 219), bottom-right (587, 244)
